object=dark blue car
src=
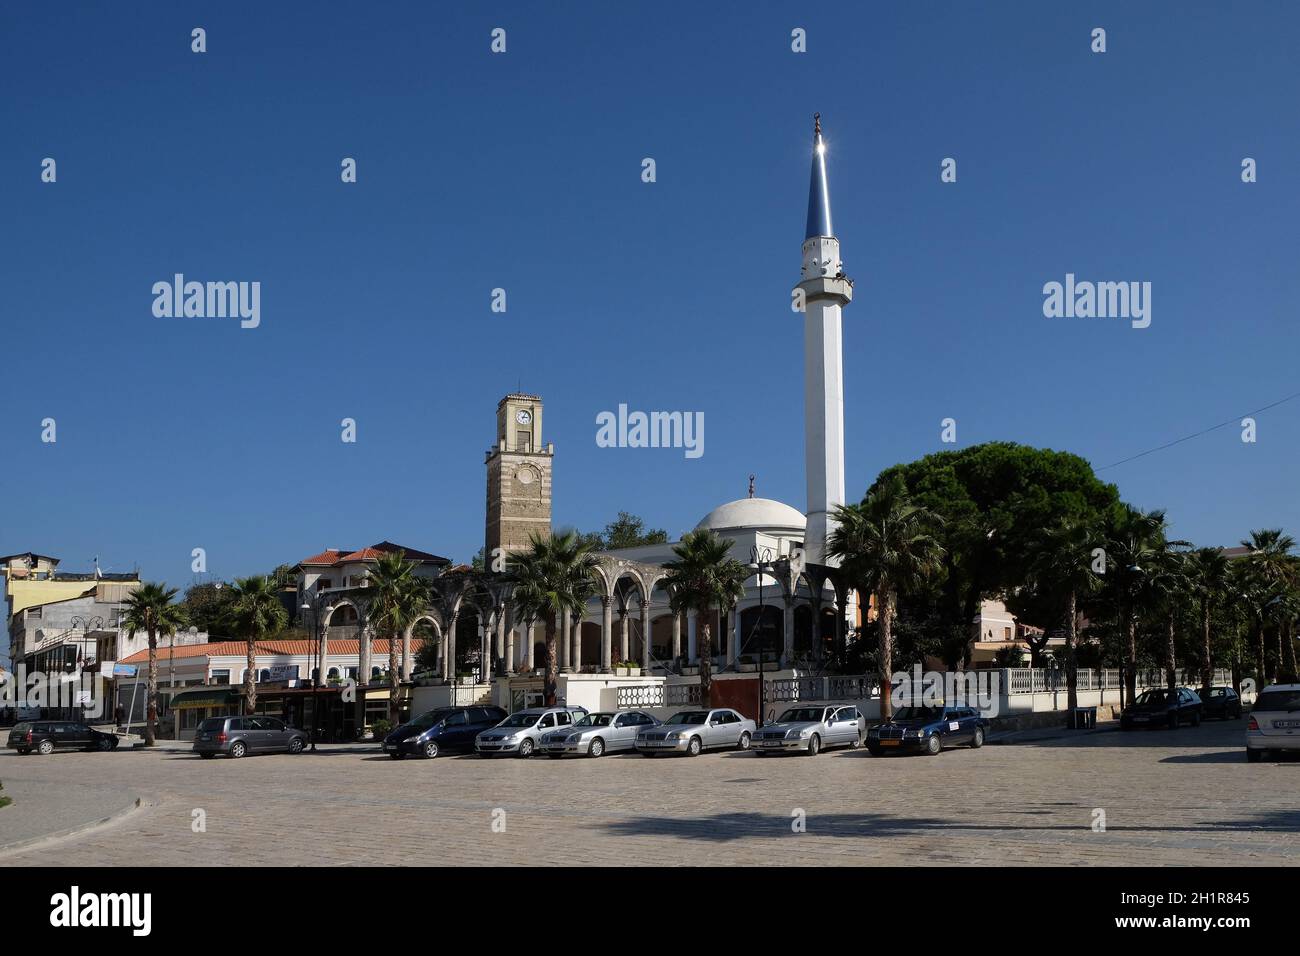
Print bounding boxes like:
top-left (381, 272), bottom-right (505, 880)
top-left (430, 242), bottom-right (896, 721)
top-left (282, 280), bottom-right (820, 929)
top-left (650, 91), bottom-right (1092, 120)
top-left (866, 704), bottom-right (990, 756)
top-left (382, 705), bottom-right (508, 759)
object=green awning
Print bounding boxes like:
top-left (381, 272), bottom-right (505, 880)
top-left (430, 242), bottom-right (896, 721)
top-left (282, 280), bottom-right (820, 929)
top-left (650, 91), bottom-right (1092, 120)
top-left (169, 687), bottom-right (239, 710)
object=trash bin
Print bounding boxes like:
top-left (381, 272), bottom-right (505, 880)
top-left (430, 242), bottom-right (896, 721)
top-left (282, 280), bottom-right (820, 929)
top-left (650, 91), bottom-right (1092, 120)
top-left (1072, 706), bottom-right (1096, 730)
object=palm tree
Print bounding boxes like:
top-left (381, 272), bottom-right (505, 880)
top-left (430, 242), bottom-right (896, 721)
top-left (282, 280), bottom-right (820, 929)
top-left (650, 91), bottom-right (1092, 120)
top-left (1024, 516), bottom-right (1103, 723)
top-left (1241, 529), bottom-right (1296, 681)
top-left (828, 475), bottom-right (944, 721)
top-left (1229, 559), bottom-right (1273, 685)
top-left (227, 576), bottom-right (289, 716)
top-left (1147, 542), bottom-right (1192, 693)
top-left (1102, 505), bottom-right (1167, 705)
top-left (121, 583), bottom-right (187, 746)
top-left (1187, 547), bottom-right (1230, 696)
top-left (509, 530), bottom-right (599, 706)
top-left (661, 529), bottom-right (748, 706)
top-left (361, 550), bottom-right (431, 721)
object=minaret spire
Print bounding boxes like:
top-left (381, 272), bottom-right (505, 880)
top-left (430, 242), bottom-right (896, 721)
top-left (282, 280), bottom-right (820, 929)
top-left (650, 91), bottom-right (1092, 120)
top-left (805, 113), bottom-right (833, 240)
top-left (795, 114), bottom-right (853, 568)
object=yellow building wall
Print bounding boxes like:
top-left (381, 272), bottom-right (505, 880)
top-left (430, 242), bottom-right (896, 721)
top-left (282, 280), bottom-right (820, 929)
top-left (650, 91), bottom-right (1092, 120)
top-left (4, 579), bottom-right (97, 617)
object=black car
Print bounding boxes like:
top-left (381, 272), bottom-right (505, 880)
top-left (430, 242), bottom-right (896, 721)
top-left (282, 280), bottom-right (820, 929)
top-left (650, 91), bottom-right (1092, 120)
top-left (382, 705), bottom-right (508, 758)
top-left (7, 721), bottom-right (119, 755)
top-left (866, 705), bottom-right (989, 756)
top-left (1199, 685), bottom-right (1243, 720)
top-left (1121, 687), bottom-right (1202, 730)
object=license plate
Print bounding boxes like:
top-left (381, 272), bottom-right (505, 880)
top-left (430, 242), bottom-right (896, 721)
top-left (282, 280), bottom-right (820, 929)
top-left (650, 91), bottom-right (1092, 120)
top-left (880, 739), bottom-right (900, 747)
top-left (1275, 720), bottom-right (1300, 729)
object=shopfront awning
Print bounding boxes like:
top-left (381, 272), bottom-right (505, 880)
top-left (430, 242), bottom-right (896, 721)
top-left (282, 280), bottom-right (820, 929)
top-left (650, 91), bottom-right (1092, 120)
top-left (169, 687), bottom-right (239, 710)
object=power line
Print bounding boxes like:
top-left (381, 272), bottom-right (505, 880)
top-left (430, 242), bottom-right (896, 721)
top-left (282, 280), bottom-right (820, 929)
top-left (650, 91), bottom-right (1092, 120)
top-left (1097, 388), bottom-right (1300, 471)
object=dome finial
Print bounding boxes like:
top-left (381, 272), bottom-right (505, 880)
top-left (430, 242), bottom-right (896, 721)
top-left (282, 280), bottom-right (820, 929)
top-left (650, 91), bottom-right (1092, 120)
top-left (748, 474), bottom-right (756, 499)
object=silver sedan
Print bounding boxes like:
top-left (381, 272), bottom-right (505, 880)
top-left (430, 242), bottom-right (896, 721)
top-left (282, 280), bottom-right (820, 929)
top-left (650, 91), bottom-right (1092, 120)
top-left (752, 704), bottom-right (865, 755)
top-left (634, 708), bottom-right (756, 756)
top-left (541, 710), bottom-right (661, 757)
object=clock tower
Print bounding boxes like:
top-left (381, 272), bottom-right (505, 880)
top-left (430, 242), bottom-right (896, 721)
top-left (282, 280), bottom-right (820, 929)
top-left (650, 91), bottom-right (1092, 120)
top-left (485, 393), bottom-right (553, 559)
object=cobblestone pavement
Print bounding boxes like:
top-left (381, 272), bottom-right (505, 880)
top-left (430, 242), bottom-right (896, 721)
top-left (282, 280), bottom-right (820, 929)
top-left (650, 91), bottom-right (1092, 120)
top-left (1, 719), bottom-right (1296, 866)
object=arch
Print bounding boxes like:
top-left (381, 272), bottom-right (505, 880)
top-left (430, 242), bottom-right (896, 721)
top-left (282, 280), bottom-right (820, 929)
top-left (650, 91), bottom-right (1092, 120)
top-left (321, 598), bottom-right (363, 629)
top-left (739, 604), bottom-right (783, 659)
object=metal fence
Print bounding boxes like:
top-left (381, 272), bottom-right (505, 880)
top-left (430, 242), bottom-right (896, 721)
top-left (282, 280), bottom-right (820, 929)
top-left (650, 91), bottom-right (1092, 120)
top-left (1005, 667), bottom-right (1232, 695)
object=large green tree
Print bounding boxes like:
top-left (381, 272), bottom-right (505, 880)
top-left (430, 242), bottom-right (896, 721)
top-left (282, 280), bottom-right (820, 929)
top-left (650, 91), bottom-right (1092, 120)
top-left (1187, 547), bottom-right (1230, 695)
top-left (829, 475), bottom-right (945, 720)
top-left (121, 583), bottom-right (188, 746)
top-left (871, 442), bottom-right (1119, 664)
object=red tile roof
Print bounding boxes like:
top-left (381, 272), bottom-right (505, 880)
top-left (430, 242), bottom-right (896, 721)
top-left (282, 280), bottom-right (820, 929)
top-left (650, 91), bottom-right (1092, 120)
top-left (296, 541), bottom-right (449, 568)
top-left (120, 638), bottom-right (426, 665)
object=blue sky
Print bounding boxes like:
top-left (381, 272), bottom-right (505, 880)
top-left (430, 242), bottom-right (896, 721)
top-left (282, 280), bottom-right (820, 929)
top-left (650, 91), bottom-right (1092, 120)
top-left (2, 1), bottom-right (1297, 616)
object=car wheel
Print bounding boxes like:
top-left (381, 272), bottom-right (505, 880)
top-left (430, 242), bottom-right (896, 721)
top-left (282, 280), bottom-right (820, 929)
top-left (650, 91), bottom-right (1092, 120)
top-left (589, 737), bottom-right (605, 758)
top-left (737, 731), bottom-right (751, 752)
top-left (1246, 748), bottom-right (1263, 763)
top-left (1168, 712), bottom-right (1180, 731)
top-left (200, 752), bottom-right (216, 759)
top-left (229, 740), bottom-right (247, 759)
top-left (96, 737), bottom-right (114, 752)
top-left (867, 743), bottom-right (882, 756)
top-left (971, 727), bottom-right (985, 749)
top-left (850, 732), bottom-right (863, 749)
top-left (687, 736), bottom-right (702, 757)
top-left (37, 739), bottom-right (54, 755)
top-left (288, 737), bottom-right (305, 754)
top-left (518, 739), bottom-right (534, 758)
top-left (924, 735), bottom-right (942, 756)
top-left (16, 748), bottom-right (29, 755)
top-left (806, 734), bottom-right (821, 757)
top-left (422, 741), bottom-right (439, 759)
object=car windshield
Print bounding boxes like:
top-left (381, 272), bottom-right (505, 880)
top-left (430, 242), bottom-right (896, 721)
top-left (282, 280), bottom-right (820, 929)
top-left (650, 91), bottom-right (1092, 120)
top-left (779, 708), bottom-right (827, 723)
top-left (1254, 690), bottom-right (1300, 712)
top-left (407, 709), bottom-right (453, 729)
top-left (665, 711), bottom-right (708, 725)
top-left (576, 713), bottom-right (614, 727)
top-left (1135, 690), bottom-right (1172, 706)
top-left (500, 712), bottom-right (540, 727)
top-left (892, 706), bottom-right (944, 722)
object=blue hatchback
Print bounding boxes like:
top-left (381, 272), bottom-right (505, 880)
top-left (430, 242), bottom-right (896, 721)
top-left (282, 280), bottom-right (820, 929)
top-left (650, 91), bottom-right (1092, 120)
top-left (382, 705), bottom-right (508, 759)
top-left (866, 705), bottom-right (990, 756)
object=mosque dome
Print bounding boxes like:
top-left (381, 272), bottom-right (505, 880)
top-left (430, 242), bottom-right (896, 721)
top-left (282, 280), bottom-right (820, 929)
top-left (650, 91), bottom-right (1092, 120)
top-left (695, 498), bottom-right (807, 534)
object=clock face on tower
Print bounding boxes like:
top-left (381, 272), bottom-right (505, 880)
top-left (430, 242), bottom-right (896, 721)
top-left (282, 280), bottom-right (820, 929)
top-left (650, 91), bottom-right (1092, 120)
top-left (515, 409), bottom-right (532, 425)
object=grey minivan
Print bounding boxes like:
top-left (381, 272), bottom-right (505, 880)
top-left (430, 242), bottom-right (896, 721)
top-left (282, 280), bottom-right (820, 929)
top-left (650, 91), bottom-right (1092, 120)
top-left (192, 715), bottom-right (308, 758)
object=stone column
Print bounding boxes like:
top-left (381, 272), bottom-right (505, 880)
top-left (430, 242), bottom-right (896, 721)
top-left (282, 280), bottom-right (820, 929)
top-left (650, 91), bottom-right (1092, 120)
top-left (601, 596), bottom-right (613, 673)
top-left (443, 610), bottom-right (459, 682)
top-left (356, 622), bottom-right (374, 735)
top-left (505, 622), bottom-right (516, 676)
top-left (479, 621), bottom-right (490, 682)
top-left (495, 609), bottom-right (507, 665)
top-left (619, 608), bottom-right (630, 664)
top-left (672, 611), bottom-right (682, 662)
top-left (525, 621), bottom-right (536, 672)
top-left (783, 597), bottom-right (795, 668)
top-left (640, 599), bottom-right (652, 671)
top-left (561, 609), bottom-right (572, 672)
top-left (687, 610), bottom-right (698, 662)
top-left (571, 616), bottom-right (582, 672)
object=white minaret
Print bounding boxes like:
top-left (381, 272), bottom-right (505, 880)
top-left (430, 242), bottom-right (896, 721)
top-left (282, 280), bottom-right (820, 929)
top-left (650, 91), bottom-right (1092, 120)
top-left (797, 114), bottom-right (852, 567)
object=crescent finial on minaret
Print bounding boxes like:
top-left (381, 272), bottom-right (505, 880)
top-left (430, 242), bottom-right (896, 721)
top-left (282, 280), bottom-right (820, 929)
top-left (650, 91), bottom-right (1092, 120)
top-left (813, 112), bottom-right (821, 136)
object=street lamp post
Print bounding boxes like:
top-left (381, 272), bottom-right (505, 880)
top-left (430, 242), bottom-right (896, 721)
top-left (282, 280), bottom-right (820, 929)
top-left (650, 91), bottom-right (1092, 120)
top-left (302, 598), bottom-right (332, 752)
top-left (748, 546), bottom-right (775, 726)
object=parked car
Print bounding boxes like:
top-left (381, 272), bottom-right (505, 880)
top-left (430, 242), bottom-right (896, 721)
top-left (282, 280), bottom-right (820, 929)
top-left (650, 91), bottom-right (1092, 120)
top-left (1120, 687), bottom-right (1202, 730)
top-left (474, 706), bottom-right (589, 757)
top-left (192, 715), bottom-right (308, 758)
top-left (1245, 683), bottom-right (1300, 762)
top-left (1200, 685), bottom-right (1243, 720)
top-left (541, 710), bottom-right (661, 757)
top-left (753, 704), bottom-right (865, 755)
top-left (866, 705), bottom-right (989, 756)
top-left (383, 705), bottom-right (508, 758)
top-left (634, 708), bottom-right (756, 756)
top-left (7, 721), bottom-right (119, 755)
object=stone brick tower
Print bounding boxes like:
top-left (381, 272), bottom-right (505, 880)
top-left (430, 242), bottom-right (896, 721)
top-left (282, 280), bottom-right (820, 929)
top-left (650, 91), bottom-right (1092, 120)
top-left (485, 393), bottom-right (553, 559)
